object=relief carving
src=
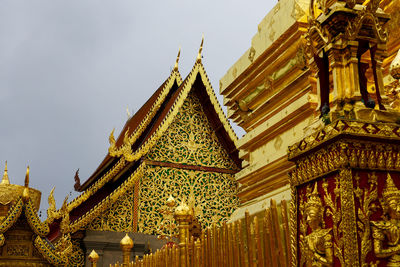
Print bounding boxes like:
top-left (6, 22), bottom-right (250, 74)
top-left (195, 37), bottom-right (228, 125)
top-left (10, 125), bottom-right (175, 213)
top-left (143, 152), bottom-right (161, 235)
top-left (371, 174), bottom-right (400, 266)
top-left (303, 183), bottom-right (333, 266)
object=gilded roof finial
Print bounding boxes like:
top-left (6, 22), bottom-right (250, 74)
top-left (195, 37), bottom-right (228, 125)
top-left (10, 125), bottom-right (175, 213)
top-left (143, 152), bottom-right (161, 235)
top-left (173, 46), bottom-right (181, 71)
top-left (24, 166), bottom-right (30, 188)
top-left (1, 161), bottom-right (10, 185)
top-left (22, 165), bottom-right (30, 201)
top-left (126, 106), bottom-right (132, 119)
top-left (109, 128), bottom-right (116, 145)
top-left (196, 34), bottom-right (204, 63)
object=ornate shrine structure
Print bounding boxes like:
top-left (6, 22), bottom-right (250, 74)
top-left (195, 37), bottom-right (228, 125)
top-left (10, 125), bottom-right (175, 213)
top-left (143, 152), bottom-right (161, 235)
top-left (44, 44), bottom-right (240, 266)
top-left (288, 0), bottom-right (400, 266)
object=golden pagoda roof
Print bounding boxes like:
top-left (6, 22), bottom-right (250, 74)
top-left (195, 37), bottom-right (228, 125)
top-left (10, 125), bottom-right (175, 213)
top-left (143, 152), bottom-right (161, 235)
top-left (0, 164), bottom-right (41, 210)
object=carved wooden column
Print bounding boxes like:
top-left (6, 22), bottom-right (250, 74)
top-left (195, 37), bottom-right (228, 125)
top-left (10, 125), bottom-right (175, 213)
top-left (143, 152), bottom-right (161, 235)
top-left (120, 234), bottom-right (133, 266)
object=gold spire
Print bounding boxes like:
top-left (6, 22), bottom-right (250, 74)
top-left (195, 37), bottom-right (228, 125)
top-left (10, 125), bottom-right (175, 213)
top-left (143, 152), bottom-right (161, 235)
top-left (22, 166), bottom-right (30, 201)
top-left (383, 173), bottom-right (400, 201)
top-left (166, 194), bottom-right (176, 207)
top-left (173, 46), bottom-right (181, 71)
top-left (196, 34), bottom-right (204, 63)
top-left (175, 199), bottom-right (192, 216)
top-left (24, 166), bottom-right (30, 187)
top-left (1, 161), bottom-right (10, 185)
top-left (126, 106), bottom-right (132, 119)
top-left (88, 250), bottom-right (99, 265)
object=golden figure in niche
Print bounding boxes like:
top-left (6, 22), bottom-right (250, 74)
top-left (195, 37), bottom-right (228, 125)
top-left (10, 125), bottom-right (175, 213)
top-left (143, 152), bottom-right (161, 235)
top-left (304, 183), bottom-right (333, 267)
top-left (371, 174), bottom-right (400, 266)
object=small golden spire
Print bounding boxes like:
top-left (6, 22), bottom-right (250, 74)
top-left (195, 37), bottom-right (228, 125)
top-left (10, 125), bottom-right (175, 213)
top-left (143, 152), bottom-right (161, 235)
top-left (126, 106), bottom-right (132, 119)
top-left (166, 194), bottom-right (176, 207)
top-left (196, 34), bottom-right (204, 63)
top-left (175, 199), bottom-right (192, 216)
top-left (88, 250), bottom-right (99, 266)
top-left (24, 166), bottom-right (30, 187)
top-left (1, 161), bottom-right (10, 185)
top-left (120, 233), bottom-right (134, 249)
top-left (173, 46), bottom-right (181, 71)
top-left (22, 166), bottom-right (30, 202)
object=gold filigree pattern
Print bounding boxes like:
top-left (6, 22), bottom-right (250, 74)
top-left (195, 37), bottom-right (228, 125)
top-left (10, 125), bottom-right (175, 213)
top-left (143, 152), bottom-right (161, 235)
top-left (288, 119), bottom-right (400, 167)
top-left (68, 162), bottom-right (144, 233)
top-left (339, 168), bottom-right (360, 266)
top-left (109, 62), bottom-right (238, 163)
top-left (67, 239), bottom-right (84, 267)
top-left (147, 92), bottom-right (237, 170)
top-left (34, 236), bottom-right (69, 266)
top-left (24, 199), bottom-right (50, 236)
top-left (87, 187), bottom-right (134, 232)
top-left (354, 172), bottom-right (378, 266)
top-left (138, 165), bottom-right (238, 234)
top-left (0, 198), bottom-right (23, 246)
top-left (322, 178), bottom-right (344, 266)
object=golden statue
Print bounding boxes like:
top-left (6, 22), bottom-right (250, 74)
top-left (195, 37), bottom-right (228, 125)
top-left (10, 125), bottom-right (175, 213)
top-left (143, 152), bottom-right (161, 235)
top-left (304, 183), bottom-right (333, 267)
top-left (371, 174), bottom-right (400, 266)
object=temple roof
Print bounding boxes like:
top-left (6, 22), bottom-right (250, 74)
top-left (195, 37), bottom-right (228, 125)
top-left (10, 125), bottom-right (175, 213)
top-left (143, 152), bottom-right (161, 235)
top-left (55, 49), bottom-right (241, 238)
top-left (77, 69), bottom-right (183, 191)
top-left (0, 164), bottom-right (73, 266)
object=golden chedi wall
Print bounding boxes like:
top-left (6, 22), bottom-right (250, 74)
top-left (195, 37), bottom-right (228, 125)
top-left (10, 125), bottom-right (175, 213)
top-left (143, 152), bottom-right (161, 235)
top-left (221, 0), bottom-right (400, 220)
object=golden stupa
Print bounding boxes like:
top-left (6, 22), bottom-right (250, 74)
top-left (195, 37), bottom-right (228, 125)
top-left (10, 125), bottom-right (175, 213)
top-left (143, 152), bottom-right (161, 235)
top-left (0, 162), bottom-right (41, 219)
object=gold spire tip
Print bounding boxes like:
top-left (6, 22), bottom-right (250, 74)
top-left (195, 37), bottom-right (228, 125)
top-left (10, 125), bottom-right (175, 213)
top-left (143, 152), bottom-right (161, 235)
top-left (88, 250), bottom-right (99, 262)
top-left (173, 46), bottom-right (181, 71)
top-left (1, 161), bottom-right (10, 185)
top-left (196, 34), bottom-right (204, 62)
top-left (24, 166), bottom-right (30, 187)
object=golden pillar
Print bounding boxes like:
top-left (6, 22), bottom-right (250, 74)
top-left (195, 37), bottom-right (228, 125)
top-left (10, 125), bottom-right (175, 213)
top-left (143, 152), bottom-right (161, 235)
top-left (174, 200), bottom-right (193, 267)
top-left (120, 234), bottom-right (134, 266)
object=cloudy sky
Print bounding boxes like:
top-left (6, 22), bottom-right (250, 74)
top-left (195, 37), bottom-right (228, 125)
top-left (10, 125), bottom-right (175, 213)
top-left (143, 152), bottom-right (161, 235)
top-left (0, 1), bottom-right (275, 216)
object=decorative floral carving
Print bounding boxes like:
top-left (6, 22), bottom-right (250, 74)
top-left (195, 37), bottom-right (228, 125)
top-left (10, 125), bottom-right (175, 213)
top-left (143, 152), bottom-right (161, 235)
top-left (354, 172), bottom-right (378, 266)
top-left (138, 166), bottom-right (238, 234)
top-left (371, 173), bottom-right (400, 266)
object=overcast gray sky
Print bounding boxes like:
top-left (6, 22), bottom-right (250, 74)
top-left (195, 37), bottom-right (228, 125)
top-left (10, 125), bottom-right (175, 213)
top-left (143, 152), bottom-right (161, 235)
top-left (0, 1), bottom-right (275, 216)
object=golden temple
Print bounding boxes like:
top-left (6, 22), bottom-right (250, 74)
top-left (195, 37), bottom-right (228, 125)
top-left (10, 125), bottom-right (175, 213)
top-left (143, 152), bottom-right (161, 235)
top-left (2, 0), bottom-right (400, 266)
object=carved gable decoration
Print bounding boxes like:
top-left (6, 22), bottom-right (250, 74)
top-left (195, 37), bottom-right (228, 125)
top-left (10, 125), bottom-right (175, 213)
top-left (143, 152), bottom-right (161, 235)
top-left (146, 92), bottom-right (237, 170)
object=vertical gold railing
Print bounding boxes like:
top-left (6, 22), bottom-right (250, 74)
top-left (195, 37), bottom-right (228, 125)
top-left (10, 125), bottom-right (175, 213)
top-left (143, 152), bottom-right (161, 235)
top-left (102, 199), bottom-right (291, 267)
